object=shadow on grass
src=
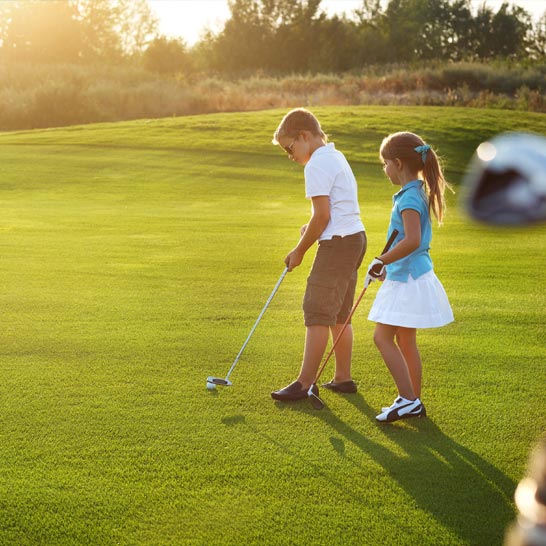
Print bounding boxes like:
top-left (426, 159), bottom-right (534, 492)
top-left (267, 394), bottom-right (516, 546)
top-left (355, 393), bottom-right (514, 543)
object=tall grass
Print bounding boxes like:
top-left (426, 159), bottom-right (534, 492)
top-left (1, 61), bottom-right (546, 131)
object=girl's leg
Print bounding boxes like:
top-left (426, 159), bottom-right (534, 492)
top-left (374, 323), bottom-right (416, 400)
top-left (297, 325), bottom-right (330, 388)
top-left (396, 327), bottom-right (422, 398)
top-left (330, 323), bottom-right (353, 383)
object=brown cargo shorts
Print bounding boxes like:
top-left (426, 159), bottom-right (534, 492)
top-left (303, 231), bottom-right (367, 327)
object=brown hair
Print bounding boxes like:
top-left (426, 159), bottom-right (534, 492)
top-left (272, 108), bottom-right (327, 145)
top-left (380, 131), bottom-right (453, 224)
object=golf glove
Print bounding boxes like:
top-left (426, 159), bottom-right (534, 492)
top-left (366, 257), bottom-right (385, 281)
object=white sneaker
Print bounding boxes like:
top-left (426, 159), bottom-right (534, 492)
top-left (381, 396), bottom-right (427, 415)
top-left (376, 397), bottom-right (424, 422)
top-left (381, 396), bottom-right (403, 413)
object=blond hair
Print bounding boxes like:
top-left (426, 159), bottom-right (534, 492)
top-left (272, 108), bottom-right (327, 145)
top-left (380, 131), bottom-right (453, 224)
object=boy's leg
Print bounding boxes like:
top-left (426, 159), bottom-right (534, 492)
top-left (396, 327), bottom-right (422, 397)
top-left (373, 323), bottom-right (416, 400)
top-left (281, 232), bottom-right (365, 394)
top-left (330, 323), bottom-right (353, 383)
top-left (328, 240), bottom-right (365, 384)
top-left (297, 325), bottom-right (330, 388)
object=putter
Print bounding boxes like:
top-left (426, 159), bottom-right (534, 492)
top-left (308, 230), bottom-right (399, 410)
top-left (207, 267), bottom-right (288, 388)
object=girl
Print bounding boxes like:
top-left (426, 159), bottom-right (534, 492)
top-left (366, 132), bottom-right (454, 423)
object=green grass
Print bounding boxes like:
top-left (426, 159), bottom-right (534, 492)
top-left (0, 105), bottom-right (545, 546)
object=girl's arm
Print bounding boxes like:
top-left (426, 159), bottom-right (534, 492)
top-left (285, 195), bottom-right (330, 272)
top-left (379, 209), bottom-right (421, 265)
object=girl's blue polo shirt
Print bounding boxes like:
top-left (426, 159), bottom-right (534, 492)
top-left (386, 180), bottom-right (433, 282)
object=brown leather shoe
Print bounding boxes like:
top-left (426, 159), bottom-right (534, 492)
top-left (271, 381), bottom-right (308, 401)
top-left (321, 380), bottom-right (357, 394)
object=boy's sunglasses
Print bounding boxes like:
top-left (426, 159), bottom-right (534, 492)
top-left (283, 137), bottom-right (298, 156)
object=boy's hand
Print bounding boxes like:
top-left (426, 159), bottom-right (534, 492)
top-left (284, 249), bottom-right (304, 272)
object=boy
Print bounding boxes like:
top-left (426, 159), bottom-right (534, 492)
top-left (271, 108), bottom-right (366, 401)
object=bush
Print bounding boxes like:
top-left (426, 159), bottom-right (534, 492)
top-left (2, 60), bottom-right (546, 131)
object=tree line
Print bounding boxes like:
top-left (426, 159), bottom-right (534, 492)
top-left (0, 0), bottom-right (545, 75)
top-left (200, 0), bottom-right (545, 74)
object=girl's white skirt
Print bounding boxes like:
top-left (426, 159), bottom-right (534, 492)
top-left (368, 270), bottom-right (454, 328)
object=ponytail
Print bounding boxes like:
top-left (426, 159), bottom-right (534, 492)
top-left (421, 146), bottom-right (453, 225)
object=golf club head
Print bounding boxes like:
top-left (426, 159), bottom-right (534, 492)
top-left (308, 384), bottom-right (325, 410)
top-left (206, 376), bottom-right (232, 387)
top-left (463, 132), bottom-right (546, 226)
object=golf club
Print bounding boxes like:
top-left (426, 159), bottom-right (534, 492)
top-left (207, 266), bottom-right (288, 389)
top-left (308, 229), bottom-right (399, 410)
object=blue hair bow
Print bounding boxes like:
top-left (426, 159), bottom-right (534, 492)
top-left (414, 144), bottom-right (430, 163)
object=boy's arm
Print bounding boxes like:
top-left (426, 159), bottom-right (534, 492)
top-left (285, 195), bottom-right (330, 272)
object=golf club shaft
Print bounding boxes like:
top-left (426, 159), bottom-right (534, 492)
top-left (313, 285), bottom-right (367, 384)
top-left (313, 229), bottom-right (399, 384)
top-left (225, 267), bottom-right (288, 381)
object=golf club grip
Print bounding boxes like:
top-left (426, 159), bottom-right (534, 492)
top-left (381, 229), bottom-right (399, 255)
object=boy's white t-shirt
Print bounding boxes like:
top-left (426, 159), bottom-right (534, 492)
top-left (304, 143), bottom-right (365, 241)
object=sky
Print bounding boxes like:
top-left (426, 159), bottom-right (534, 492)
top-left (148, 0), bottom-right (546, 46)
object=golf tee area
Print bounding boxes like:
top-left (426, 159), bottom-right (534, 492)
top-left (1, 106), bottom-right (545, 545)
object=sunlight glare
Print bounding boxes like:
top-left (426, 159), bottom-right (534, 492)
top-left (148, 0), bottom-right (231, 45)
top-left (476, 142), bottom-right (497, 162)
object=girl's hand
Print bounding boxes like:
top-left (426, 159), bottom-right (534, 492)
top-left (364, 258), bottom-right (385, 288)
top-left (300, 224), bottom-right (308, 237)
top-left (367, 257), bottom-right (385, 280)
